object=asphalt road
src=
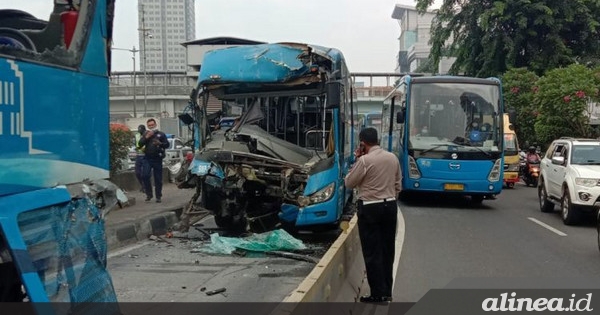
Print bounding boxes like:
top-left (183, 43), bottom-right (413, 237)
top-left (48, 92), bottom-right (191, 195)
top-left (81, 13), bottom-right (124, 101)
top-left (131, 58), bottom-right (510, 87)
top-left (393, 182), bottom-right (600, 302)
top-left (106, 216), bottom-right (336, 302)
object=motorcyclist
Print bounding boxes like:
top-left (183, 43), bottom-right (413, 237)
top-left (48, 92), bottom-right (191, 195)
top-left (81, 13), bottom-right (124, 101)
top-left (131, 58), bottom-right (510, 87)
top-left (526, 146), bottom-right (541, 164)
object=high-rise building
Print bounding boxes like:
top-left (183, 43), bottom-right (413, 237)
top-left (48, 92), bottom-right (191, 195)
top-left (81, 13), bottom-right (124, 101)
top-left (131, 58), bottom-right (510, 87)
top-left (391, 4), bottom-right (455, 74)
top-left (138, 0), bottom-right (195, 72)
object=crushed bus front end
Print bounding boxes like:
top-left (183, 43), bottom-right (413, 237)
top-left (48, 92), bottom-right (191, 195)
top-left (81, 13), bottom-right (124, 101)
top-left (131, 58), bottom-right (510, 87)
top-left (177, 42), bottom-right (353, 232)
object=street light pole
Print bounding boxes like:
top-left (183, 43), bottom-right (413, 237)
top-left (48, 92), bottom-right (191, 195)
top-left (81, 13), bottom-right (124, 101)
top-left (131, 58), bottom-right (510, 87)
top-left (132, 54), bottom-right (137, 118)
top-left (112, 46), bottom-right (139, 118)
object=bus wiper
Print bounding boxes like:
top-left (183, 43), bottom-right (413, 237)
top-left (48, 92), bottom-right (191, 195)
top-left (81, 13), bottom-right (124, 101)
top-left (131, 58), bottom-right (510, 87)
top-left (420, 143), bottom-right (454, 155)
top-left (420, 143), bottom-right (492, 157)
top-left (454, 144), bottom-right (492, 157)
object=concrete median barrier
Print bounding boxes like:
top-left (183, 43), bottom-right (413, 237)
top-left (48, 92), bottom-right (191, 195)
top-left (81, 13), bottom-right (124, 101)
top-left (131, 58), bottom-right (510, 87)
top-left (281, 214), bottom-right (366, 304)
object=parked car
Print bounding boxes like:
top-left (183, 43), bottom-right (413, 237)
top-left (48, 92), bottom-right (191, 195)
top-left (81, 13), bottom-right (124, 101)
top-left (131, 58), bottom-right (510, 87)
top-left (164, 136), bottom-right (193, 165)
top-left (538, 137), bottom-right (600, 225)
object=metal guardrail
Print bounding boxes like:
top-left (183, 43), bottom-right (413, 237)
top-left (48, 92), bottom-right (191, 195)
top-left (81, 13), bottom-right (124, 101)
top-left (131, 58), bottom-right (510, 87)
top-left (110, 85), bottom-right (192, 97)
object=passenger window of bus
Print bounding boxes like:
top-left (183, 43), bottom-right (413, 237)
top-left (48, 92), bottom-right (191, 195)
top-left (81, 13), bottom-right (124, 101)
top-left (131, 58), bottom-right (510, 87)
top-left (0, 3), bottom-right (86, 67)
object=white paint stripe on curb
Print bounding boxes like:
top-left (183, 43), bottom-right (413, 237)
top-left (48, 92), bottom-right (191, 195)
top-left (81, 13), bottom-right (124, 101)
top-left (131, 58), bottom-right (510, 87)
top-left (392, 204), bottom-right (405, 290)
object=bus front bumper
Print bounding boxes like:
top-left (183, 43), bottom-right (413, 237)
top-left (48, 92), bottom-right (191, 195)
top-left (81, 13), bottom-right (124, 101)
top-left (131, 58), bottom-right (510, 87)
top-left (404, 178), bottom-right (503, 194)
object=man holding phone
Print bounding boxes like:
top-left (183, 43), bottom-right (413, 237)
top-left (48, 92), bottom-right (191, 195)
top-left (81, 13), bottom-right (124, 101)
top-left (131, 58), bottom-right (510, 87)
top-left (344, 127), bottom-right (402, 303)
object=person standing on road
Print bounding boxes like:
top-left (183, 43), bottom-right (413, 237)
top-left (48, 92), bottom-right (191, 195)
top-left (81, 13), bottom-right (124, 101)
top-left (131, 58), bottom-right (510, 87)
top-left (138, 118), bottom-right (169, 203)
top-left (134, 124), bottom-right (146, 193)
top-left (344, 127), bottom-right (402, 303)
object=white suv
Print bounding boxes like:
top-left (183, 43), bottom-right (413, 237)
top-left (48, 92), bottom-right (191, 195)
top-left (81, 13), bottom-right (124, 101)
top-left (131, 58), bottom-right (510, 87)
top-left (538, 138), bottom-right (600, 225)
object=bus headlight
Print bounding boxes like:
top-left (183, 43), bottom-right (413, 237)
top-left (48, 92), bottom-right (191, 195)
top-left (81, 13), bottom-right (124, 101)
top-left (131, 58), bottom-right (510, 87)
top-left (408, 156), bottom-right (421, 179)
top-left (305, 182), bottom-right (335, 205)
top-left (488, 159), bottom-right (502, 182)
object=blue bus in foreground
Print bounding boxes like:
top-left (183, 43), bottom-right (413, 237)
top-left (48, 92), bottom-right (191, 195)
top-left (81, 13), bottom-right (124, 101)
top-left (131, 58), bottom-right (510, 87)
top-left (0, 1), bottom-right (118, 308)
top-left (381, 75), bottom-right (505, 203)
top-left (181, 42), bottom-right (356, 232)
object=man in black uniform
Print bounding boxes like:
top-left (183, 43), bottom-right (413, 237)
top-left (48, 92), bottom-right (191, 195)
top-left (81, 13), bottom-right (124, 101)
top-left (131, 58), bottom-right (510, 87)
top-left (138, 118), bottom-right (169, 203)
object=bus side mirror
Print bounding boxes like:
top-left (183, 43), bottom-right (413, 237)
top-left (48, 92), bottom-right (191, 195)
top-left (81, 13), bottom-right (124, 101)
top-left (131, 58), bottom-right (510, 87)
top-left (396, 110), bottom-right (405, 124)
top-left (507, 109), bottom-right (517, 125)
top-left (326, 82), bottom-right (341, 109)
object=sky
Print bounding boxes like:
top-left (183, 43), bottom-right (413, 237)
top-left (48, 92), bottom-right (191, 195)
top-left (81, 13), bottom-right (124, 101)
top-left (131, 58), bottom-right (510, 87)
top-left (2, 0), bottom-right (437, 73)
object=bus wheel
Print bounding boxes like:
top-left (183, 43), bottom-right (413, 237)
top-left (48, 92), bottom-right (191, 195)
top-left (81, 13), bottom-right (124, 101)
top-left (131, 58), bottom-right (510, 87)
top-left (471, 195), bottom-right (484, 204)
top-left (507, 182), bottom-right (515, 189)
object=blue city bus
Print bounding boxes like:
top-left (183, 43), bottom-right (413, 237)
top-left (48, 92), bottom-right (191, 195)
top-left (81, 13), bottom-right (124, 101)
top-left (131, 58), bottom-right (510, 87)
top-left (0, 1), bottom-right (118, 307)
top-left (360, 111), bottom-right (382, 131)
top-left (182, 42), bottom-right (356, 232)
top-left (381, 75), bottom-right (505, 203)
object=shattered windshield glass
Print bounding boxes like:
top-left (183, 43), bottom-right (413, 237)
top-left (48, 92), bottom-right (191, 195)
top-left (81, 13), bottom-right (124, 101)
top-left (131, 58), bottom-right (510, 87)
top-left (0, 2), bottom-right (91, 68)
top-left (408, 82), bottom-right (502, 155)
top-left (208, 94), bottom-right (333, 165)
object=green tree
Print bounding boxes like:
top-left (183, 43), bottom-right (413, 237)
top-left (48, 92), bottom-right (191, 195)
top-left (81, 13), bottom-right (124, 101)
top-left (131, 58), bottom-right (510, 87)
top-left (534, 64), bottom-right (599, 146)
top-left (501, 68), bottom-right (539, 148)
top-left (416, 0), bottom-right (600, 77)
top-left (109, 123), bottom-right (132, 177)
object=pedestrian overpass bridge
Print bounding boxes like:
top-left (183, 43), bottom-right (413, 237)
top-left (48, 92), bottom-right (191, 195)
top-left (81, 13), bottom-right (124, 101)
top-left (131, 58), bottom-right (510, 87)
top-left (109, 72), bottom-right (400, 121)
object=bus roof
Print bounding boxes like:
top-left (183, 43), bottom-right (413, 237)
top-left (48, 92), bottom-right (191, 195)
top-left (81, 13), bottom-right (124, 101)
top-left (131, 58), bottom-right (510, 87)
top-left (407, 75), bottom-right (501, 85)
top-left (197, 43), bottom-right (347, 98)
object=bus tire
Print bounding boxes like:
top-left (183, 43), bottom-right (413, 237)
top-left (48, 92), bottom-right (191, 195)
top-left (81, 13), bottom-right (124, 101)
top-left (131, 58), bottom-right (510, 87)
top-left (471, 195), bottom-right (484, 204)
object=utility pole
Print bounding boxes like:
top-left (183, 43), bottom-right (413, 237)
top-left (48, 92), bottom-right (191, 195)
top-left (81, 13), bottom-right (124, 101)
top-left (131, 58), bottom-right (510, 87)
top-left (139, 2), bottom-right (152, 117)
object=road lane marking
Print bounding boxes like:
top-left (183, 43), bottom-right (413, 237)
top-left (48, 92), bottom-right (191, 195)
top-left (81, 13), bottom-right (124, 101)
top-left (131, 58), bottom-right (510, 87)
top-left (392, 204), bottom-right (405, 286)
top-left (528, 217), bottom-right (567, 236)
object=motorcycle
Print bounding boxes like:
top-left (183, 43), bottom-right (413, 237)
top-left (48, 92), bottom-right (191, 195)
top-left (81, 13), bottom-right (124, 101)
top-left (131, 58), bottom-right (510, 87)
top-left (521, 159), bottom-right (540, 187)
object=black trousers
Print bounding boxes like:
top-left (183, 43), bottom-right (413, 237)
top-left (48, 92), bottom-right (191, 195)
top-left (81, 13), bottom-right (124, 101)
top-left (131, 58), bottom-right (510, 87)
top-left (142, 158), bottom-right (163, 199)
top-left (357, 200), bottom-right (398, 298)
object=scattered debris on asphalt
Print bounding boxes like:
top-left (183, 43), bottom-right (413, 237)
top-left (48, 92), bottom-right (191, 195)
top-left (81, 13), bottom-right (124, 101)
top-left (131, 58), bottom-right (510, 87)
top-left (205, 288), bottom-right (226, 296)
top-left (265, 251), bottom-right (319, 264)
top-left (149, 234), bottom-right (173, 245)
top-left (197, 229), bottom-right (306, 255)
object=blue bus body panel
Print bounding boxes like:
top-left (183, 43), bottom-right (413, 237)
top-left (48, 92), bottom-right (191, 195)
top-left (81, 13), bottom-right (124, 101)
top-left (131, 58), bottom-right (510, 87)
top-left (296, 153), bottom-right (341, 226)
top-left (0, 60), bottom-right (109, 197)
top-left (199, 44), bottom-right (308, 84)
top-left (417, 158), bottom-right (493, 180)
top-left (0, 187), bottom-right (117, 303)
top-left (199, 43), bottom-right (345, 86)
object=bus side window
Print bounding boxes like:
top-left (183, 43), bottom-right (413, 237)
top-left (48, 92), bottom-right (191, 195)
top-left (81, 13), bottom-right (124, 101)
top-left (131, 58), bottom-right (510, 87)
top-left (0, 7), bottom-right (74, 65)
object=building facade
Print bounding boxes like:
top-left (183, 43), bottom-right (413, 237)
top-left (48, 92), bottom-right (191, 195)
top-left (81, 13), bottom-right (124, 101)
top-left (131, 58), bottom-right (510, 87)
top-left (138, 0), bottom-right (196, 72)
top-left (391, 4), bottom-right (455, 74)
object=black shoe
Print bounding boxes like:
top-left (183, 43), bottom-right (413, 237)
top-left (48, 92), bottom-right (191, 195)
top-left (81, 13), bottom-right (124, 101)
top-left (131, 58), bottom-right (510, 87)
top-left (145, 197), bottom-right (152, 202)
top-left (359, 295), bottom-right (392, 303)
top-left (156, 199), bottom-right (161, 203)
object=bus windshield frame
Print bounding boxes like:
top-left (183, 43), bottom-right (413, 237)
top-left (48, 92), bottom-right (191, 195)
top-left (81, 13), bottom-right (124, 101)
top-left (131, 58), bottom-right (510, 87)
top-left (408, 81), bottom-right (502, 158)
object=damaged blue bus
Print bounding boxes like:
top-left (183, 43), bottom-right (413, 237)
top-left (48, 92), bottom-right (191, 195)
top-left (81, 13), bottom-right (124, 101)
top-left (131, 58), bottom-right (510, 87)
top-left (180, 43), bottom-right (356, 232)
top-left (0, 0), bottom-right (118, 308)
